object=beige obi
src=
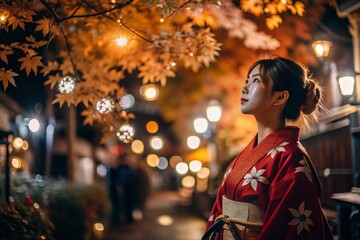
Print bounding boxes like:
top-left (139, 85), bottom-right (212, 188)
top-left (221, 196), bottom-right (264, 240)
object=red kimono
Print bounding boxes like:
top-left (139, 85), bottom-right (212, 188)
top-left (206, 127), bottom-right (333, 239)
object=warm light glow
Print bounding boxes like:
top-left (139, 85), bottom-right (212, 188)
top-left (120, 94), bottom-right (135, 109)
top-left (116, 36), bottom-right (128, 47)
top-left (169, 155), bottom-right (182, 168)
top-left (338, 76), bottom-right (355, 96)
top-left (146, 121), bottom-right (159, 133)
top-left (34, 203), bottom-right (40, 209)
top-left (157, 215), bottom-right (173, 226)
top-left (194, 118), bottom-right (208, 133)
top-left (58, 75), bottom-right (75, 93)
top-left (312, 40), bottom-right (331, 58)
top-left (11, 157), bottom-right (22, 169)
top-left (29, 118), bottom-right (40, 132)
top-left (182, 175), bottom-right (196, 188)
top-left (0, 9), bottom-right (10, 23)
top-left (197, 167), bottom-right (211, 179)
top-left (140, 84), bottom-right (160, 101)
top-left (21, 140), bottom-right (29, 150)
top-left (96, 98), bottom-right (114, 114)
top-left (40, 236), bottom-right (46, 240)
top-left (206, 100), bottom-right (222, 122)
top-left (131, 140), bottom-right (144, 154)
top-left (175, 162), bottom-right (188, 174)
top-left (146, 154), bottom-right (159, 167)
top-left (13, 137), bottom-right (23, 150)
top-left (189, 160), bottom-right (202, 172)
top-left (93, 223), bottom-right (104, 232)
top-left (150, 136), bottom-right (163, 150)
top-left (187, 135), bottom-right (200, 149)
top-left (157, 157), bottom-right (168, 170)
top-left (160, 18), bottom-right (164, 23)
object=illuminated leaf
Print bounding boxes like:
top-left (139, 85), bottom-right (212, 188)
top-left (7, 16), bottom-right (25, 30)
top-left (294, 1), bottom-right (305, 16)
top-left (266, 15), bottom-right (282, 30)
top-left (18, 55), bottom-right (43, 76)
top-left (35, 18), bottom-right (51, 36)
top-left (0, 68), bottom-right (18, 90)
top-left (0, 50), bottom-right (13, 64)
top-left (44, 73), bottom-right (62, 89)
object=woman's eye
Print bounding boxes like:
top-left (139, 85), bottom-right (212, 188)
top-left (245, 79), bottom-right (249, 84)
top-left (253, 78), bottom-right (260, 83)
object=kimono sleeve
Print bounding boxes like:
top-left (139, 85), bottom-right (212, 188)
top-left (206, 184), bottom-right (224, 230)
top-left (258, 153), bottom-right (333, 240)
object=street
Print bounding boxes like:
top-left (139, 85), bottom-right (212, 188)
top-left (104, 191), bottom-right (208, 240)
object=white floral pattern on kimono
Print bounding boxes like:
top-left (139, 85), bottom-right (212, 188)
top-left (267, 142), bottom-right (289, 158)
top-left (242, 166), bottom-right (269, 191)
top-left (295, 159), bottom-right (313, 182)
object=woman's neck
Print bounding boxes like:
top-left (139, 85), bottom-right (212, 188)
top-left (256, 118), bottom-right (286, 144)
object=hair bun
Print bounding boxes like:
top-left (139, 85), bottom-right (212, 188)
top-left (301, 79), bottom-right (321, 115)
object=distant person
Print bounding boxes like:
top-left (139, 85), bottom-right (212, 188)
top-left (116, 152), bottom-right (135, 223)
top-left (203, 57), bottom-right (333, 239)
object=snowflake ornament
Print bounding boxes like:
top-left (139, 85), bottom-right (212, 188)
top-left (96, 98), bottom-right (115, 114)
top-left (58, 75), bottom-right (75, 94)
top-left (116, 124), bottom-right (134, 143)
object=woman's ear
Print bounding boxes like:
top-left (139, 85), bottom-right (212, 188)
top-left (274, 91), bottom-right (289, 106)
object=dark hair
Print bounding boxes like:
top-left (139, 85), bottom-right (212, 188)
top-left (248, 57), bottom-right (321, 121)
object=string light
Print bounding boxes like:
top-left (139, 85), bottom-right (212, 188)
top-left (116, 36), bottom-right (128, 47)
top-left (116, 124), bottom-right (134, 143)
top-left (96, 98), bottom-right (114, 114)
top-left (0, 9), bottom-right (10, 24)
top-left (58, 75), bottom-right (75, 94)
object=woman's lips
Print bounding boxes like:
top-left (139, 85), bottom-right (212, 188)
top-left (241, 98), bottom-right (248, 104)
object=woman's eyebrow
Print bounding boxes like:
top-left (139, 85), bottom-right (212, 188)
top-left (248, 73), bottom-right (261, 78)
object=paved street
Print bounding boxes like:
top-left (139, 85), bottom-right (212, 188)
top-left (104, 191), bottom-right (208, 240)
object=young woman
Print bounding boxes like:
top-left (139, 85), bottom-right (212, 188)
top-left (203, 57), bottom-right (333, 240)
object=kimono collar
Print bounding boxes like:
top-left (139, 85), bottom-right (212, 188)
top-left (252, 126), bottom-right (300, 148)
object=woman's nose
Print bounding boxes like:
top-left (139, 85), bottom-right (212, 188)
top-left (242, 87), bottom-right (248, 94)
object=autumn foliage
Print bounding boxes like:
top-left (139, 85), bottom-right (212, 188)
top-left (0, 0), bottom-right (315, 145)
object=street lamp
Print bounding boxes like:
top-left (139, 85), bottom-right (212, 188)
top-left (312, 40), bottom-right (332, 58)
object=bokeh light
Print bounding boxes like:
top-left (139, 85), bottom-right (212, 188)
top-left (150, 136), bottom-right (163, 150)
top-left (175, 162), bottom-right (188, 174)
top-left (181, 175), bottom-right (196, 188)
top-left (146, 154), bottom-right (159, 167)
top-left (189, 160), bottom-right (202, 172)
top-left (146, 121), bottom-right (159, 133)
top-left (131, 140), bottom-right (144, 154)
top-left (187, 136), bottom-right (200, 149)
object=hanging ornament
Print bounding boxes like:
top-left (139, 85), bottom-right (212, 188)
top-left (116, 124), bottom-right (134, 143)
top-left (58, 75), bottom-right (75, 93)
top-left (96, 98), bottom-right (115, 114)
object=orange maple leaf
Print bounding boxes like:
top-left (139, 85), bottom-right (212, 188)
top-left (44, 73), bottom-right (62, 89)
top-left (7, 16), bottom-right (25, 30)
top-left (0, 50), bottom-right (13, 64)
top-left (266, 15), bottom-right (282, 30)
top-left (0, 68), bottom-right (18, 90)
top-left (18, 55), bottom-right (43, 76)
top-left (35, 18), bottom-right (51, 36)
top-left (294, 1), bottom-right (305, 16)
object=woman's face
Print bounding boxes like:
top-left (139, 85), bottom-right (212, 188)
top-left (241, 64), bottom-right (277, 116)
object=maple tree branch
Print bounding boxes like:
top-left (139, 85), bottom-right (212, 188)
top-left (58, 25), bottom-right (79, 79)
top-left (38, 0), bottom-right (62, 23)
top-left (68, 1), bottom-right (84, 18)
